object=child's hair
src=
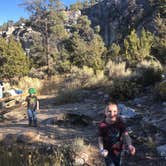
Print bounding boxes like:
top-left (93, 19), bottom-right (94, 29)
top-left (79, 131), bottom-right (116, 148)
top-left (107, 100), bottom-right (118, 106)
top-left (105, 94), bottom-right (118, 105)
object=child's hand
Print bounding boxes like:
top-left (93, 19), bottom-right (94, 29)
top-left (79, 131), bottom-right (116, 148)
top-left (100, 149), bottom-right (108, 157)
top-left (128, 145), bottom-right (136, 156)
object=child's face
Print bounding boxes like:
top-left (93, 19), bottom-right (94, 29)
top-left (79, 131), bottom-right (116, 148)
top-left (105, 104), bottom-right (118, 120)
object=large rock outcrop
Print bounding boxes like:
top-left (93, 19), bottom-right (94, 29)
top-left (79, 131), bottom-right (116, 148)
top-left (84, 0), bottom-right (155, 45)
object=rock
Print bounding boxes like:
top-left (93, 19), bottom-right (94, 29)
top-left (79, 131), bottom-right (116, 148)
top-left (104, 94), bottom-right (109, 99)
top-left (4, 110), bottom-right (25, 121)
top-left (157, 144), bottom-right (166, 158)
top-left (118, 104), bottom-right (138, 119)
top-left (17, 131), bottom-right (40, 143)
top-left (97, 91), bottom-right (103, 95)
top-left (162, 102), bottom-right (166, 106)
top-left (84, 0), bottom-right (154, 45)
top-left (42, 113), bottom-right (92, 126)
top-left (136, 104), bottom-right (142, 108)
top-left (4, 100), bottom-right (16, 108)
top-left (133, 96), bottom-right (149, 105)
top-left (49, 134), bottom-right (55, 139)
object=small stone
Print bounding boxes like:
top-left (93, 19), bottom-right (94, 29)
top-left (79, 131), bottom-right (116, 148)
top-left (162, 102), bottom-right (166, 106)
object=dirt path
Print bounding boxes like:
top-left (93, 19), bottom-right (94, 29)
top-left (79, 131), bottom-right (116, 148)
top-left (0, 95), bottom-right (166, 165)
top-left (0, 95), bottom-right (103, 145)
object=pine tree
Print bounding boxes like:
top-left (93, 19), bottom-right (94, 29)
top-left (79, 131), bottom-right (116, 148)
top-left (124, 29), bottom-right (154, 63)
top-left (0, 37), bottom-right (30, 80)
top-left (147, 0), bottom-right (166, 64)
top-left (60, 16), bottom-right (106, 71)
top-left (21, 0), bottom-right (68, 75)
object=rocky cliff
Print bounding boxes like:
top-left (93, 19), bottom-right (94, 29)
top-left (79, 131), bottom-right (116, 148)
top-left (84, 0), bottom-right (156, 45)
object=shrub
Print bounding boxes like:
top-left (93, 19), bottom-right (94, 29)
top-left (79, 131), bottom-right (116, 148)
top-left (136, 59), bottom-right (163, 86)
top-left (28, 67), bottom-right (45, 79)
top-left (55, 66), bottom-right (106, 104)
top-left (155, 80), bottom-right (166, 101)
top-left (70, 66), bottom-right (94, 85)
top-left (0, 144), bottom-right (74, 166)
top-left (67, 66), bottom-right (105, 89)
top-left (105, 78), bottom-right (142, 100)
top-left (55, 88), bottom-right (85, 104)
top-left (0, 138), bottom-right (98, 166)
top-left (40, 75), bottom-right (64, 95)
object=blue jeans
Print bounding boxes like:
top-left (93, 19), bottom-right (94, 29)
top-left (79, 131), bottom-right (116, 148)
top-left (27, 109), bottom-right (37, 126)
top-left (104, 151), bottom-right (121, 166)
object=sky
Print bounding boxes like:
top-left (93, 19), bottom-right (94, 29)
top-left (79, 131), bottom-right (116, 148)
top-left (0, 0), bottom-right (78, 26)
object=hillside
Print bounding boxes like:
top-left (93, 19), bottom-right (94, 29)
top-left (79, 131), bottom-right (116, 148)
top-left (0, 0), bottom-right (165, 165)
top-left (84, 0), bottom-right (155, 45)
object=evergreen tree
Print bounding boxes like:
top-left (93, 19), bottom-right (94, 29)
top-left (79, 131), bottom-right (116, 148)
top-left (124, 29), bottom-right (154, 63)
top-left (105, 43), bottom-right (121, 62)
top-left (21, 0), bottom-right (68, 75)
top-left (83, 0), bottom-right (90, 8)
top-left (60, 16), bottom-right (106, 71)
top-left (149, 0), bottom-right (166, 18)
top-left (0, 37), bottom-right (30, 80)
top-left (148, 0), bottom-right (166, 64)
top-left (70, 0), bottom-right (84, 10)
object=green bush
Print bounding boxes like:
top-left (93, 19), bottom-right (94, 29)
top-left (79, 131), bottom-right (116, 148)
top-left (136, 59), bottom-right (163, 86)
top-left (55, 88), bottom-right (86, 104)
top-left (105, 78), bottom-right (142, 100)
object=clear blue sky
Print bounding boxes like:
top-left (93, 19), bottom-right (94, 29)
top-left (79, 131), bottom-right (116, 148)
top-left (0, 0), bottom-right (79, 26)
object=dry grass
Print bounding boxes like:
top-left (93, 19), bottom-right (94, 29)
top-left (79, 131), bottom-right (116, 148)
top-left (136, 59), bottom-right (162, 71)
top-left (105, 60), bottom-right (132, 79)
top-left (66, 66), bottom-right (105, 89)
top-left (71, 137), bottom-right (104, 166)
top-left (40, 75), bottom-right (64, 95)
top-left (14, 75), bottom-right (64, 95)
top-left (0, 138), bottom-right (104, 166)
top-left (56, 66), bottom-right (106, 104)
top-left (15, 76), bottom-right (43, 94)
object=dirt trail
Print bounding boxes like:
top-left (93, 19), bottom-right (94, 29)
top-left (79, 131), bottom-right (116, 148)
top-left (0, 95), bottom-right (102, 145)
top-left (0, 95), bottom-right (166, 166)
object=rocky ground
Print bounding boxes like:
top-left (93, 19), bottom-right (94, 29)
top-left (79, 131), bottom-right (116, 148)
top-left (0, 91), bottom-right (166, 166)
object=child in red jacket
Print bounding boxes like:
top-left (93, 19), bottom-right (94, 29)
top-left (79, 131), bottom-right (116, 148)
top-left (98, 102), bottom-right (135, 166)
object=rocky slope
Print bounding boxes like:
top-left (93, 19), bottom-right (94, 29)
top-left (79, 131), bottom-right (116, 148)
top-left (84, 0), bottom-right (156, 45)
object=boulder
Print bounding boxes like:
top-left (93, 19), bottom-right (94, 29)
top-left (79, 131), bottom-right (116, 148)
top-left (17, 131), bottom-right (40, 143)
top-left (118, 104), bottom-right (138, 119)
top-left (157, 144), bottom-right (166, 159)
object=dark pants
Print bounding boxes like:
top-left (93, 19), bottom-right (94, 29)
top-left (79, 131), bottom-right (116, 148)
top-left (105, 151), bottom-right (121, 166)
